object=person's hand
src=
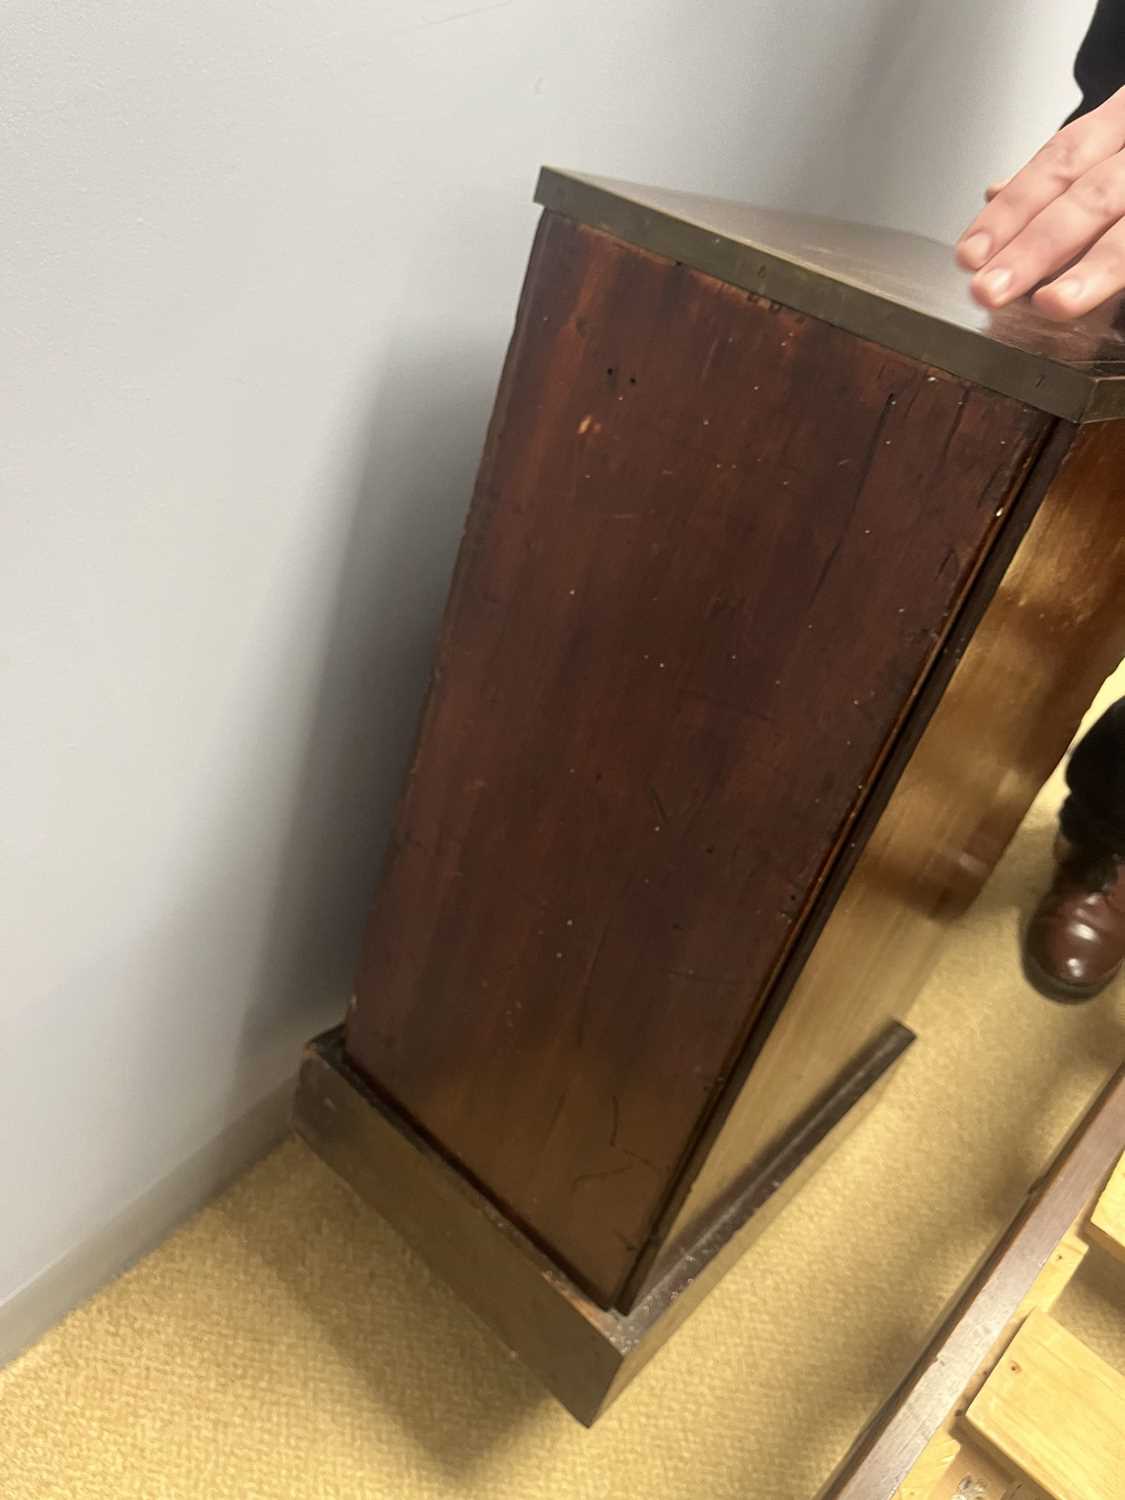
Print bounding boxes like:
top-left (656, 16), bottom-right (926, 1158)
top-left (956, 86), bottom-right (1125, 321)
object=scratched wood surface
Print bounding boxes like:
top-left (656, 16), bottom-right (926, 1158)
top-left (346, 212), bottom-right (1048, 1306)
top-left (635, 417), bottom-right (1125, 1300)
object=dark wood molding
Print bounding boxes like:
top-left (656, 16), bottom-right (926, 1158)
top-left (294, 1021), bottom-right (913, 1425)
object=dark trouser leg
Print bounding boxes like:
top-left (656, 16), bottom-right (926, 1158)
top-left (1060, 697), bottom-right (1125, 855)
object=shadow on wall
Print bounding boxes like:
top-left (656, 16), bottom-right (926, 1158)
top-left (231, 334), bottom-right (503, 1109)
top-left (768, 0), bottom-right (1081, 242)
top-left (757, 0), bottom-right (918, 221)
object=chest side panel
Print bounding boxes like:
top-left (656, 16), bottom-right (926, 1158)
top-left (346, 213), bottom-right (1049, 1305)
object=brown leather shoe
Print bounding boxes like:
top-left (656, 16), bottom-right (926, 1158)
top-left (1023, 834), bottom-right (1125, 1003)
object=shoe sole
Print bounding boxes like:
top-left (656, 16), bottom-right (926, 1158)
top-left (1021, 949), bottom-right (1117, 1005)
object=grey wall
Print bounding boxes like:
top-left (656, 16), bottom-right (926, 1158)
top-left (0, 0), bottom-right (1088, 1305)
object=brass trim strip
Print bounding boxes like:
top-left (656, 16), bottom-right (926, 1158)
top-left (535, 168), bottom-right (1125, 423)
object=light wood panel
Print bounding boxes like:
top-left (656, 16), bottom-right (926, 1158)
top-left (966, 1310), bottom-right (1125, 1500)
top-left (923, 1440), bottom-right (1028, 1499)
top-left (892, 1431), bottom-right (960, 1499)
top-left (1011, 1235), bottom-right (1089, 1326)
top-left (1087, 1151), bottom-right (1125, 1264)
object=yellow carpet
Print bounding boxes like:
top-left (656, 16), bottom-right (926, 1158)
top-left (4, 679), bottom-right (1125, 1500)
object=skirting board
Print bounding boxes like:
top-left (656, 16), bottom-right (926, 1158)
top-left (0, 1075), bottom-right (294, 1370)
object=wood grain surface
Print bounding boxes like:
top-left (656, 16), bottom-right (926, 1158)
top-left (1088, 1149), bottom-right (1125, 1263)
top-left (346, 212), bottom-right (1048, 1305)
top-left (966, 1310), bottom-right (1125, 1500)
top-left (639, 417), bottom-right (1125, 1298)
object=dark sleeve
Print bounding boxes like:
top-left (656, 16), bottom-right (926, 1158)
top-left (1068, 0), bottom-right (1125, 122)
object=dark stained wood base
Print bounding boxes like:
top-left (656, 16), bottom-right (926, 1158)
top-left (292, 1020), bottom-right (915, 1424)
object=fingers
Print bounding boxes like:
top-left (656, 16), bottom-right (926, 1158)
top-left (968, 153), bottom-right (1125, 309)
top-left (956, 115), bottom-right (1125, 272)
top-left (956, 89), bottom-right (1125, 273)
top-left (1032, 219), bottom-right (1125, 320)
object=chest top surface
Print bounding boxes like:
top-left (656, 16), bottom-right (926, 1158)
top-left (536, 167), bottom-right (1125, 423)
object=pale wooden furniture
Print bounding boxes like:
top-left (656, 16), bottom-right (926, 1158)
top-left (1090, 1151), bottom-right (1125, 1266)
top-left (966, 1309), bottom-right (1124, 1500)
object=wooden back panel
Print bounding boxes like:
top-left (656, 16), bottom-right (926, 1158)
top-left (346, 213), bottom-right (1048, 1305)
